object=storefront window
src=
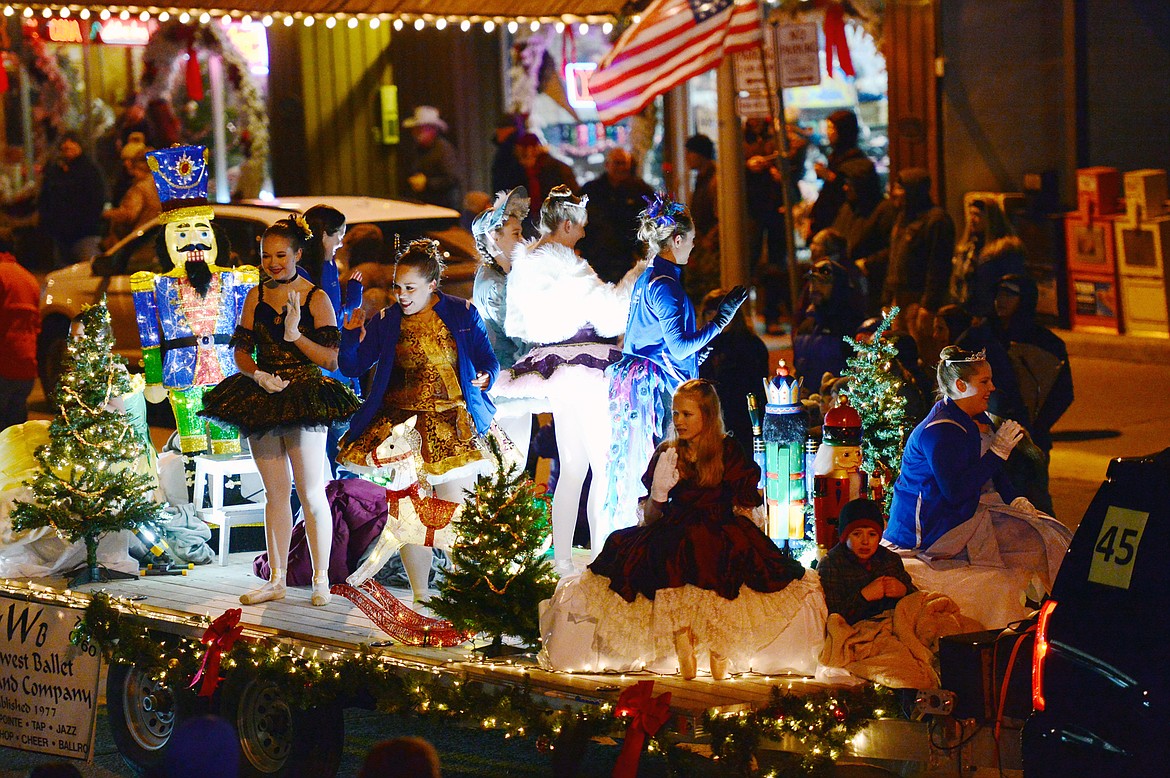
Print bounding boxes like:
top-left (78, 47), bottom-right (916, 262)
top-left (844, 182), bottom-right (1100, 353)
top-left (506, 27), bottom-right (666, 189)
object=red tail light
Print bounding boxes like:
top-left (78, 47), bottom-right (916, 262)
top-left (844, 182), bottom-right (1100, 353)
top-left (1032, 599), bottom-right (1057, 711)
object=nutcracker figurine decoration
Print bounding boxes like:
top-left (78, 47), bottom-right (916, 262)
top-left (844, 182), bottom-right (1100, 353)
top-left (131, 145), bottom-right (257, 456)
top-left (812, 398), bottom-right (864, 552)
top-left (762, 362), bottom-right (807, 545)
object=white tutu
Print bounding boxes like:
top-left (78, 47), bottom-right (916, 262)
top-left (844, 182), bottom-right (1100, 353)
top-left (538, 569), bottom-right (828, 677)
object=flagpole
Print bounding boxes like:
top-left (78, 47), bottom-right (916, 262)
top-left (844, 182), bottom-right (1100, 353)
top-left (757, 6), bottom-right (803, 318)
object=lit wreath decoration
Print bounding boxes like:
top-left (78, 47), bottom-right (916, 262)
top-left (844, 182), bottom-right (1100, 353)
top-left (139, 21), bottom-right (269, 172)
top-left (15, 26), bottom-right (74, 163)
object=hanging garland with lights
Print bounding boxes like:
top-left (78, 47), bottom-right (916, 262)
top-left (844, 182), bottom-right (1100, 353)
top-left (139, 19), bottom-right (269, 173)
top-left (14, 19), bottom-right (72, 161)
top-left (60, 588), bottom-right (900, 775)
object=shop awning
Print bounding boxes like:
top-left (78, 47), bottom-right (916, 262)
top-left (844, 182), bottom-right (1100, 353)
top-left (162, 0), bottom-right (637, 20)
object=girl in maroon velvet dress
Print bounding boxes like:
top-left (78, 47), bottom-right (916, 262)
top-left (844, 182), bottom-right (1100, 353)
top-left (580, 379), bottom-right (811, 679)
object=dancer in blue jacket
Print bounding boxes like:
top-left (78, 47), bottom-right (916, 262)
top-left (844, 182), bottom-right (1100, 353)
top-left (337, 239), bottom-right (499, 596)
top-left (604, 193), bottom-right (747, 531)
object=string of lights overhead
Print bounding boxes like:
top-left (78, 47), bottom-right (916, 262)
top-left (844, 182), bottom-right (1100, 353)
top-left (3, 4), bottom-right (634, 31)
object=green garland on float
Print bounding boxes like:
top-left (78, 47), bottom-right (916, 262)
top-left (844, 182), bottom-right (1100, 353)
top-left (72, 592), bottom-right (898, 775)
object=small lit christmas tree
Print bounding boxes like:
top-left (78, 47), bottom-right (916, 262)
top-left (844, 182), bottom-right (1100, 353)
top-left (13, 300), bottom-right (160, 585)
top-left (841, 307), bottom-right (909, 511)
top-left (429, 441), bottom-right (556, 653)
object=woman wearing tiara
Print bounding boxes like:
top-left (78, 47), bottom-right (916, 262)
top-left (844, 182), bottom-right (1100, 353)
top-left (497, 184), bottom-right (646, 574)
top-left (199, 216), bottom-right (362, 606)
top-left (885, 345), bottom-right (1071, 590)
top-left (336, 239), bottom-right (500, 602)
top-left (603, 193), bottom-right (748, 531)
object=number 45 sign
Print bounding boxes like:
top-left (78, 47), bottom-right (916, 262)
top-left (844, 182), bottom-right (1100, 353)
top-left (1088, 506), bottom-right (1149, 589)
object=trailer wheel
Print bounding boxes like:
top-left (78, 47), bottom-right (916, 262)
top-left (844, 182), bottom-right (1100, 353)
top-left (107, 663), bottom-right (205, 775)
top-left (220, 674), bottom-right (344, 777)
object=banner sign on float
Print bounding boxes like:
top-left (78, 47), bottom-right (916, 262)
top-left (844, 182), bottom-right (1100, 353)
top-left (0, 597), bottom-right (101, 760)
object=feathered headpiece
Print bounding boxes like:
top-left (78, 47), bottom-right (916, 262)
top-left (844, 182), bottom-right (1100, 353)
top-left (472, 186), bottom-right (531, 237)
top-left (641, 192), bottom-right (686, 228)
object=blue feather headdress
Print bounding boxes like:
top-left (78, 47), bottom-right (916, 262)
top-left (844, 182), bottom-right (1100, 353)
top-left (641, 192), bottom-right (686, 228)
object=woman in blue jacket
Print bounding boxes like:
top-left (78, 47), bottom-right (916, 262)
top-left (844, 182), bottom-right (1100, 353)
top-left (336, 239), bottom-right (499, 597)
top-left (886, 345), bottom-right (1071, 589)
top-left (887, 345), bottom-right (1028, 550)
top-left (302, 204), bottom-right (363, 475)
top-left (604, 193), bottom-right (747, 531)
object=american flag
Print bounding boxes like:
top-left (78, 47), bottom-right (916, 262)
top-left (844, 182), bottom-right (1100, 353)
top-left (590, 0), bottom-right (763, 124)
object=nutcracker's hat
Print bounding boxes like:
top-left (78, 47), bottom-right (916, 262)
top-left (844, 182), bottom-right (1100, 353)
top-left (764, 361), bottom-right (802, 411)
top-left (147, 145), bottom-right (214, 223)
top-left (823, 398), bottom-right (862, 446)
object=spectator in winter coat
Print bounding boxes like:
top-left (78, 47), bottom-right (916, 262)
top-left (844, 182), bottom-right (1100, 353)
top-left (514, 133), bottom-right (579, 233)
top-left (792, 230), bottom-right (864, 390)
top-left (809, 109), bottom-right (876, 238)
top-left (833, 156), bottom-right (896, 318)
top-left (578, 148), bottom-right (655, 283)
top-left (957, 269), bottom-right (1072, 514)
top-left (0, 240), bottom-right (39, 430)
top-left (404, 106), bottom-right (463, 211)
top-left (882, 168), bottom-right (956, 353)
top-left (699, 288), bottom-right (770, 449)
top-left (948, 197), bottom-right (1015, 318)
top-left (38, 133), bottom-right (107, 268)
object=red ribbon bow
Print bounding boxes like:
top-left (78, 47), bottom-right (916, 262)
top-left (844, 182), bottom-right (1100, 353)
top-left (612, 680), bottom-right (673, 778)
top-left (190, 608), bottom-right (243, 698)
top-left (386, 483), bottom-right (422, 502)
top-left (822, 1), bottom-right (856, 78)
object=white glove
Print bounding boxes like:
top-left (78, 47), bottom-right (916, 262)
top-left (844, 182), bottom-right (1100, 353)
top-left (1011, 496), bottom-right (1039, 518)
top-left (990, 419), bottom-right (1025, 460)
top-left (282, 294), bottom-right (302, 342)
top-left (144, 385), bottom-right (169, 404)
top-left (649, 447), bottom-right (680, 502)
top-left (252, 370), bottom-right (289, 394)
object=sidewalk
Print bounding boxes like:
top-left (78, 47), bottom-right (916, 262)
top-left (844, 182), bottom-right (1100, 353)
top-left (1058, 326), bottom-right (1170, 364)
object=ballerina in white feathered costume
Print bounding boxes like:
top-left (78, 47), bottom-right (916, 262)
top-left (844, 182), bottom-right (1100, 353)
top-left (496, 185), bottom-right (647, 574)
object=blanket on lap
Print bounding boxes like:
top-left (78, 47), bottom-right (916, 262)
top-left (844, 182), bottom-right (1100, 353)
top-left (820, 590), bottom-right (982, 689)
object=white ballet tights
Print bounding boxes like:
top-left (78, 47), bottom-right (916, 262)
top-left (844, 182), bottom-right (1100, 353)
top-left (549, 392), bottom-right (610, 571)
top-left (495, 409), bottom-right (533, 466)
top-left (244, 428), bottom-right (332, 605)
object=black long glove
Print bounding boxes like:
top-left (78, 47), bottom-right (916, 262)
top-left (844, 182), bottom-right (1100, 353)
top-left (713, 285), bottom-right (749, 330)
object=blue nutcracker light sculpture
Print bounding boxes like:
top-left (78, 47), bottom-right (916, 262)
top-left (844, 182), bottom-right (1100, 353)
top-left (762, 362), bottom-right (807, 545)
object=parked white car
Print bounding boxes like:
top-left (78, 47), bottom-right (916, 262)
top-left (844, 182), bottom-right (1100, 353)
top-left (38, 196), bottom-right (477, 394)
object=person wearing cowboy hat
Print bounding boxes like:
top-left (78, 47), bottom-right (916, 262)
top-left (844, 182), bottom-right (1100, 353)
top-left (404, 106), bottom-right (462, 211)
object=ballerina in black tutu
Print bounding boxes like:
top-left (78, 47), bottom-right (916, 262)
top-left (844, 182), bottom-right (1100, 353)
top-left (200, 216), bottom-right (361, 606)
